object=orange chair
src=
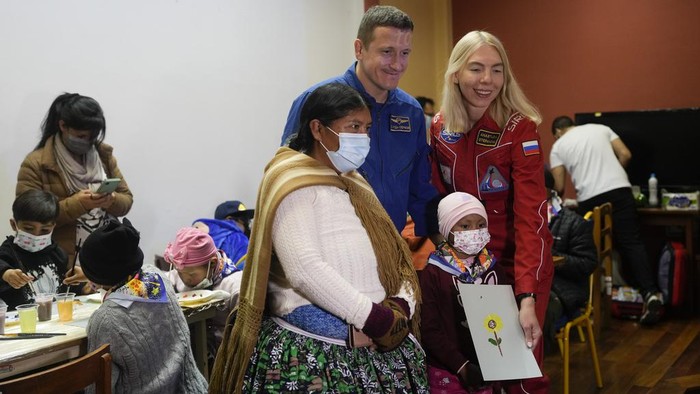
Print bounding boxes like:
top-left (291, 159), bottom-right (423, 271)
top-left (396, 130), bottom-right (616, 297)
top-left (554, 203), bottom-right (611, 394)
top-left (0, 344), bottom-right (112, 394)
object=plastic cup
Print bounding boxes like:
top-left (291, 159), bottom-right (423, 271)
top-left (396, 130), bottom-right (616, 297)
top-left (56, 292), bottom-right (76, 322)
top-left (35, 293), bottom-right (55, 322)
top-left (0, 304), bottom-right (7, 335)
top-left (16, 303), bottom-right (39, 333)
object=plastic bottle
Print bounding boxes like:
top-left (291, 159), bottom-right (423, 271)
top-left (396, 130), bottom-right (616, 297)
top-left (648, 173), bottom-right (658, 207)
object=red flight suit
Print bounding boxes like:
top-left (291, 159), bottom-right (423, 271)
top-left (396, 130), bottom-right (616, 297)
top-left (430, 112), bottom-right (554, 394)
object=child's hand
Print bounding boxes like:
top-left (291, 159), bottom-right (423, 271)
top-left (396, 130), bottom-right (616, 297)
top-left (63, 266), bottom-right (87, 285)
top-left (2, 269), bottom-right (35, 289)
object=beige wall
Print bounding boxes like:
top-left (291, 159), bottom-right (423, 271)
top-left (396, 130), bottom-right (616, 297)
top-left (381, 0), bottom-right (451, 107)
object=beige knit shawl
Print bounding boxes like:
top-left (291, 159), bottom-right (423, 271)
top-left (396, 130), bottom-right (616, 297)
top-left (209, 147), bottom-right (421, 393)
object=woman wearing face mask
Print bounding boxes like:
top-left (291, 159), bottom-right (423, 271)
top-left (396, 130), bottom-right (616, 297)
top-left (16, 93), bottom-right (133, 279)
top-left (164, 226), bottom-right (242, 361)
top-left (210, 83), bottom-right (428, 393)
top-left (419, 192), bottom-right (502, 393)
top-left (429, 31), bottom-right (553, 393)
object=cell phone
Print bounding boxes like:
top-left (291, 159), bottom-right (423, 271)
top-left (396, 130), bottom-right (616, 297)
top-left (93, 178), bottom-right (121, 194)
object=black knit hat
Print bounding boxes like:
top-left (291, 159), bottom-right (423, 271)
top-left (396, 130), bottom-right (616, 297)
top-left (79, 217), bottom-right (144, 286)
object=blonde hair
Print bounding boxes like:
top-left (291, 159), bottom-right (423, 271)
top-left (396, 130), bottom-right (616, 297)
top-left (440, 31), bottom-right (541, 133)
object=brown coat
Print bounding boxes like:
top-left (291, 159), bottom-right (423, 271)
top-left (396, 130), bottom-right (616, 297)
top-left (16, 135), bottom-right (134, 262)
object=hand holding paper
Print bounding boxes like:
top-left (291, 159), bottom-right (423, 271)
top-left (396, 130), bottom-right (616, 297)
top-left (457, 283), bottom-right (542, 381)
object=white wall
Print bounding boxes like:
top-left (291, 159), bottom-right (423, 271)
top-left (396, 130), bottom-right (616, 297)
top-left (0, 0), bottom-right (362, 260)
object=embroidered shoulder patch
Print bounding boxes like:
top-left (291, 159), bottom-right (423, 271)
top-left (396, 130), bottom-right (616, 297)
top-left (522, 140), bottom-right (540, 156)
top-left (479, 166), bottom-right (509, 193)
top-left (475, 129), bottom-right (501, 147)
top-left (440, 128), bottom-right (463, 143)
top-left (390, 115), bottom-right (411, 133)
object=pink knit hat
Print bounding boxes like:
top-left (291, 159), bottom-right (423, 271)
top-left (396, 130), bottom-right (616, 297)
top-left (438, 192), bottom-right (488, 238)
top-left (164, 227), bottom-right (218, 269)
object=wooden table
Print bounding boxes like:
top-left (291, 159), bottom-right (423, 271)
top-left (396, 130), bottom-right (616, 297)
top-left (637, 208), bottom-right (699, 314)
top-left (182, 299), bottom-right (224, 380)
top-left (1, 296), bottom-right (223, 381)
top-left (0, 296), bottom-right (99, 380)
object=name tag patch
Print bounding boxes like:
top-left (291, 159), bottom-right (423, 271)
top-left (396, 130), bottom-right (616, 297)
top-left (390, 115), bottom-right (411, 133)
top-left (475, 129), bottom-right (501, 147)
top-left (522, 140), bottom-right (540, 156)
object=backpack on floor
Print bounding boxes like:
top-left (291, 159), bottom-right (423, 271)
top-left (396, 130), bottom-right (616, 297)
top-left (657, 241), bottom-right (687, 307)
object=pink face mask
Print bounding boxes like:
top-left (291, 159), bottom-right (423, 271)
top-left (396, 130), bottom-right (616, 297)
top-left (14, 230), bottom-right (52, 253)
top-left (451, 228), bottom-right (490, 255)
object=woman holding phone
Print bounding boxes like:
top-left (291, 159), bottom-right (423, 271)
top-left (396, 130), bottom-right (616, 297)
top-left (16, 93), bottom-right (133, 275)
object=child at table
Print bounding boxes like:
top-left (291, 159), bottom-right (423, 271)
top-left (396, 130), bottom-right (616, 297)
top-left (0, 190), bottom-right (85, 310)
top-left (79, 217), bottom-right (207, 394)
top-left (163, 227), bottom-right (243, 359)
top-left (418, 192), bottom-right (502, 393)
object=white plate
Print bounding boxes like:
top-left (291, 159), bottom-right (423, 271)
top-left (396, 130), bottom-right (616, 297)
top-left (85, 292), bottom-right (104, 303)
top-left (177, 290), bottom-right (214, 306)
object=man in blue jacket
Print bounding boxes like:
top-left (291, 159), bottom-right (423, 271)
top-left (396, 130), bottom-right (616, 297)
top-left (281, 5), bottom-right (439, 239)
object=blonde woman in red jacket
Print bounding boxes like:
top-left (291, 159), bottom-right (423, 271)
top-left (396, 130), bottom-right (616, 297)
top-left (429, 31), bottom-right (553, 394)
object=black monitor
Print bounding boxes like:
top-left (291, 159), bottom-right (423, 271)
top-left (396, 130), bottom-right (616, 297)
top-left (574, 108), bottom-right (700, 192)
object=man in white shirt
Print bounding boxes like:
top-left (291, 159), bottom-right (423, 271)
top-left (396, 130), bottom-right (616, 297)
top-left (549, 115), bottom-right (663, 325)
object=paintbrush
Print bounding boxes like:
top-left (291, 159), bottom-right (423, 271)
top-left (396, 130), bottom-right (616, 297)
top-left (0, 333), bottom-right (66, 340)
top-left (64, 239), bottom-right (82, 294)
top-left (1, 333), bottom-right (67, 337)
top-left (7, 236), bottom-right (37, 298)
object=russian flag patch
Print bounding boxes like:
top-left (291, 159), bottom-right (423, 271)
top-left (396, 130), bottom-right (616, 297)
top-left (522, 140), bottom-right (540, 156)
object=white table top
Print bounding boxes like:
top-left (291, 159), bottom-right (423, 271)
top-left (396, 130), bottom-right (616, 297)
top-left (0, 296), bottom-right (101, 379)
top-left (0, 293), bottom-right (223, 380)
top-left (1, 296), bottom-right (101, 358)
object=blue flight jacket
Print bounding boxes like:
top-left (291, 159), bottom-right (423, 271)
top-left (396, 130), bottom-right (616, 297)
top-left (281, 63), bottom-right (439, 236)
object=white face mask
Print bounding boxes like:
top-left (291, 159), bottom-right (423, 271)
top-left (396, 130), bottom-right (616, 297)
top-left (191, 277), bottom-right (213, 290)
top-left (320, 127), bottom-right (370, 173)
top-left (451, 228), bottom-right (491, 255)
top-left (14, 230), bottom-right (52, 253)
top-left (190, 259), bottom-right (214, 290)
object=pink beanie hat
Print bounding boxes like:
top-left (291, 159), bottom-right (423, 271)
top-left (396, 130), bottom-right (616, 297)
top-left (438, 192), bottom-right (488, 238)
top-left (164, 227), bottom-right (218, 269)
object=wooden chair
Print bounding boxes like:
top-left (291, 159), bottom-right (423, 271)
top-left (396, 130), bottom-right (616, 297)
top-left (555, 203), bottom-right (611, 394)
top-left (592, 202), bottom-right (614, 337)
top-left (0, 344), bottom-right (112, 394)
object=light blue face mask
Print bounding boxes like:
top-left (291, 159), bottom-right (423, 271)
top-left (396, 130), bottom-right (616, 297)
top-left (319, 127), bottom-right (370, 173)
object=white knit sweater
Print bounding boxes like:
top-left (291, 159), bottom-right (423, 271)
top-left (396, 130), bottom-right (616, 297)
top-left (269, 185), bottom-right (416, 330)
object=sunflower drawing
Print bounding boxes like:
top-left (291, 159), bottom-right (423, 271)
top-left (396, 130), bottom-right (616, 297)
top-left (483, 313), bottom-right (504, 356)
